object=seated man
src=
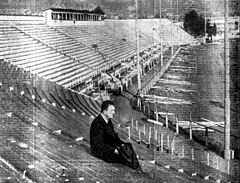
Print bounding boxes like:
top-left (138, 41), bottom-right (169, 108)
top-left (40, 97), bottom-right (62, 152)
top-left (90, 100), bottom-right (141, 171)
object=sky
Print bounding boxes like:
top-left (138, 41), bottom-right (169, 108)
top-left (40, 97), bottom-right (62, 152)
top-left (1, 0), bottom-right (238, 16)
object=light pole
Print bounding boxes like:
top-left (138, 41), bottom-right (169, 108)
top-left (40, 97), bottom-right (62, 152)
top-left (204, 0), bottom-right (207, 43)
top-left (159, 0), bottom-right (163, 67)
top-left (176, 0), bottom-right (179, 46)
top-left (176, 0), bottom-right (179, 21)
top-left (224, 0), bottom-right (231, 160)
top-left (135, 0), bottom-right (141, 91)
top-left (171, 0), bottom-right (174, 55)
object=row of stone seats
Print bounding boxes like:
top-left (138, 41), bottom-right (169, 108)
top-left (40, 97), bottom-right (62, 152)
top-left (0, 61), bottom-right (31, 84)
top-left (104, 19), bottom-right (198, 50)
top-left (0, 59), bottom-right (185, 182)
top-left (0, 87), bottom-right (63, 182)
top-left (92, 26), bottom-right (145, 60)
top-left (0, 158), bottom-right (26, 183)
top-left (89, 25), bottom-right (141, 57)
top-left (0, 26), bottom-right (96, 88)
top-left (0, 59), bottom-right (220, 183)
top-left (0, 104), bottom-right (154, 183)
top-left (0, 87), bottom-right (115, 182)
top-left (0, 62), bottom-right (100, 159)
top-left (17, 25), bottom-right (107, 71)
top-left (58, 26), bottom-right (120, 57)
top-left (158, 24), bottom-right (197, 46)
top-left (58, 26), bottom-right (99, 46)
top-left (143, 19), bottom-right (197, 45)
top-left (81, 25), bottom-right (131, 49)
top-left (103, 21), bottom-right (155, 50)
top-left (56, 26), bottom-right (138, 64)
top-left (50, 23), bottom-right (173, 88)
top-left (0, 59), bottom-right (97, 118)
top-left (0, 19), bottom-right (197, 93)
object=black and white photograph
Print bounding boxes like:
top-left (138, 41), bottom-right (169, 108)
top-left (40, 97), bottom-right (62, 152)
top-left (0, 0), bottom-right (239, 182)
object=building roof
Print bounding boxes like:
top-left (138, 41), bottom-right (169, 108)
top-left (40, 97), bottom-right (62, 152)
top-left (44, 6), bottom-right (105, 15)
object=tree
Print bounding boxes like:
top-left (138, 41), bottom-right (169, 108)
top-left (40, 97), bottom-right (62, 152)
top-left (213, 23), bottom-right (217, 36)
top-left (196, 15), bottom-right (205, 36)
top-left (183, 10), bottom-right (205, 38)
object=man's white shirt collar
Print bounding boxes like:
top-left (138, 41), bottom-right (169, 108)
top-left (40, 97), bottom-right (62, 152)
top-left (101, 113), bottom-right (109, 124)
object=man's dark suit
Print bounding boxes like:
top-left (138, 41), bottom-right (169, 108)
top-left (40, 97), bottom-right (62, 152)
top-left (90, 114), bottom-right (140, 170)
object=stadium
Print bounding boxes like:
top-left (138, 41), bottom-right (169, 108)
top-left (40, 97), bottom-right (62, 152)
top-left (0, 0), bottom-right (239, 182)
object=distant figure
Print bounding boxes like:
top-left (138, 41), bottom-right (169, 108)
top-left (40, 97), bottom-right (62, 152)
top-left (90, 100), bottom-right (141, 171)
top-left (73, 19), bottom-right (76, 27)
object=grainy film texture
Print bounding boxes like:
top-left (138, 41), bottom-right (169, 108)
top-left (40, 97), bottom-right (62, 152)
top-left (0, 0), bottom-right (239, 182)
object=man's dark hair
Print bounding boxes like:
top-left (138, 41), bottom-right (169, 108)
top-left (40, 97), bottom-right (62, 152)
top-left (101, 100), bottom-right (114, 112)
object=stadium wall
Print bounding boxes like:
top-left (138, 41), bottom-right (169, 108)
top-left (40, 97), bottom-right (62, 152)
top-left (0, 14), bottom-right (44, 24)
top-left (0, 14), bottom-right (104, 26)
top-left (46, 19), bottom-right (105, 26)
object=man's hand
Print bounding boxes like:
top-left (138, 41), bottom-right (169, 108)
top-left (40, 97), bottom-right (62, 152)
top-left (114, 149), bottom-right (119, 155)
